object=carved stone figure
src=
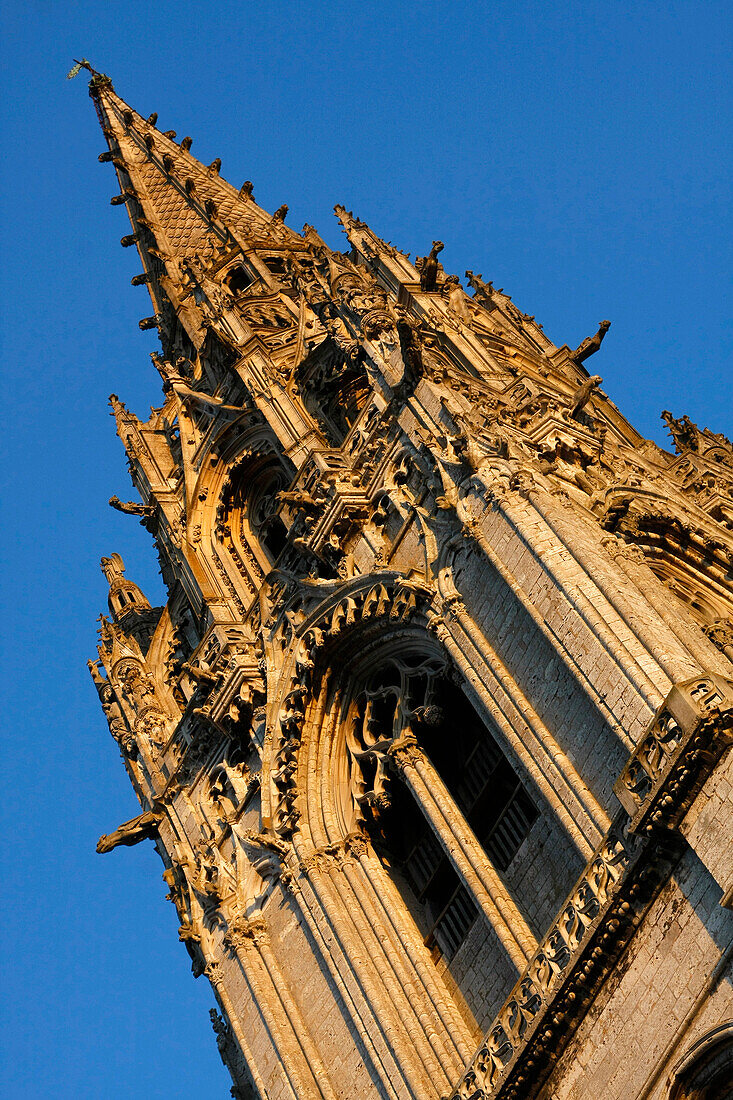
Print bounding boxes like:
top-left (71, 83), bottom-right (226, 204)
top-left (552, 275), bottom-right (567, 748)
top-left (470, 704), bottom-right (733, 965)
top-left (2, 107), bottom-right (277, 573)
top-left (571, 320), bottom-right (611, 364)
top-left (465, 270), bottom-right (500, 307)
top-left (97, 810), bottom-right (161, 853)
top-left (109, 494), bottom-right (155, 518)
top-left (417, 240), bottom-right (444, 291)
top-left (661, 409), bottom-right (700, 453)
top-left (568, 374), bottom-right (602, 418)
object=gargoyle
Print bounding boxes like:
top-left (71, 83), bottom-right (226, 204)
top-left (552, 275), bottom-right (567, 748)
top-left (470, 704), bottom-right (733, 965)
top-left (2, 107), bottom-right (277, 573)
top-left (182, 660), bottom-right (220, 686)
top-left (661, 410), bottom-right (700, 454)
top-left (571, 321), bottom-right (611, 364)
top-left (109, 495), bottom-right (155, 518)
top-left (96, 810), bottom-right (161, 853)
top-left (569, 375), bottom-right (602, 418)
top-left (172, 379), bottom-right (242, 413)
top-left (417, 241), bottom-right (444, 291)
top-left (276, 488), bottom-right (323, 514)
top-left (465, 271), bottom-right (501, 307)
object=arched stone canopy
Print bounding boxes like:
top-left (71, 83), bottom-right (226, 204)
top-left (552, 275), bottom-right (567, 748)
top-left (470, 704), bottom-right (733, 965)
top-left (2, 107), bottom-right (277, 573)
top-left (262, 571), bottom-right (432, 837)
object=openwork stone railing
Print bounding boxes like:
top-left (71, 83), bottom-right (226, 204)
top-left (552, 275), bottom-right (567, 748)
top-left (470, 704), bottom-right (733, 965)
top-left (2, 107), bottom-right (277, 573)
top-left (614, 674), bottom-right (733, 835)
top-left (450, 821), bottom-right (638, 1099)
top-left (450, 673), bottom-right (733, 1100)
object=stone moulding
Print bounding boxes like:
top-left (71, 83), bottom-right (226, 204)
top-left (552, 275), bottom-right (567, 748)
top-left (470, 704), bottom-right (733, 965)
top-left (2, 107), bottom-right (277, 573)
top-left (449, 675), bottom-right (733, 1100)
top-left (449, 817), bottom-right (652, 1100)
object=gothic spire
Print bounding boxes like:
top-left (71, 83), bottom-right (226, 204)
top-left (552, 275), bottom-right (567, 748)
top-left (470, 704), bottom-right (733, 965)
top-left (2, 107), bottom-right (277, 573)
top-left (89, 73), bottom-right (302, 354)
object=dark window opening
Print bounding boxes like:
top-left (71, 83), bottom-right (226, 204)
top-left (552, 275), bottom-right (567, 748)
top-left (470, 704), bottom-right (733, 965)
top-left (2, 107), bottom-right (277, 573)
top-left (224, 265), bottom-right (253, 296)
top-left (263, 255), bottom-right (288, 275)
top-left (355, 655), bottom-right (537, 965)
top-left (367, 776), bottom-right (478, 962)
top-left (300, 358), bottom-right (371, 446)
top-left (259, 515), bottom-right (287, 562)
top-left (420, 680), bottom-right (538, 871)
top-left (244, 460), bottom-right (291, 567)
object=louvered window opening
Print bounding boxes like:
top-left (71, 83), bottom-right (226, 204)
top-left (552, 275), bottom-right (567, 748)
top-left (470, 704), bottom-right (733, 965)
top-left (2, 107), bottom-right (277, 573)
top-left (359, 658), bottom-right (537, 963)
top-left (400, 820), bottom-right (479, 961)
top-left (423, 683), bottom-right (539, 874)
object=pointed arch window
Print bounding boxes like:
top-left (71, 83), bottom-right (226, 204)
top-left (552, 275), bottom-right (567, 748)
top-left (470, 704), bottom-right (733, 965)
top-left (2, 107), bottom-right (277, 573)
top-left (247, 468), bottom-right (288, 564)
top-left (343, 651), bottom-right (537, 968)
top-left (218, 450), bottom-right (291, 582)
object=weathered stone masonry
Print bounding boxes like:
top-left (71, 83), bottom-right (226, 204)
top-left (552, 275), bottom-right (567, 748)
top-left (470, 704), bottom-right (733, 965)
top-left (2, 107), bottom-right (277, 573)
top-left (81, 62), bottom-right (733, 1100)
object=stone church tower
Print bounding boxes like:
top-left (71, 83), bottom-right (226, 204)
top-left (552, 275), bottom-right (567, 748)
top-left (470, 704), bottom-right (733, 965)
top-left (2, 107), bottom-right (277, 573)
top-left (83, 65), bottom-right (732, 1100)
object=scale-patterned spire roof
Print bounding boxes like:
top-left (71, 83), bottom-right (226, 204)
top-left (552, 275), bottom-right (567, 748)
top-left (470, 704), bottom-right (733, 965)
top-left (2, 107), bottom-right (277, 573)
top-left (88, 68), bottom-right (302, 349)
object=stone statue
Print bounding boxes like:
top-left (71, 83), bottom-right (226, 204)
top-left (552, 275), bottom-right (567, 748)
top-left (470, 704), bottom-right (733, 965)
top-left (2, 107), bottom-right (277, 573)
top-left (122, 664), bottom-right (156, 710)
top-left (465, 270), bottom-right (500, 307)
top-left (571, 320), bottom-right (611, 364)
top-left (661, 410), bottom-right (700, 453)
top-left (443, 275), bottom-right (472, 323)
top-left (417, 241), bottom-right (444, 291)
top-left (569, 375), bottom-right (602, 418)
top-left (100, 552), bottom-right (127, 584)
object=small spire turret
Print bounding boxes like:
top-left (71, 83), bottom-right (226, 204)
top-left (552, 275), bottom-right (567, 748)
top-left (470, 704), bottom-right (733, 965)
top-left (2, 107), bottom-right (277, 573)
top-left (100, 554), bottom-right (161, 651)
top-left (101, 553), bottom-right (151, 620)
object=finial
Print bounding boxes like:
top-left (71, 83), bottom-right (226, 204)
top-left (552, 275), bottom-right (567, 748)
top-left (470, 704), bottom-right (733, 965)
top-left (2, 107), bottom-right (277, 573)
top-left (68, 58), bottom-right (112, 92)
top-left (180, 136), bottom-right (193, 151)
top-left (239, 181), bottom-right (254, 200)
top-left (66, 58), bottom-right (93, 80)
top-left (272, 204), bottom-right (288, 222)
top-left (208, 158), bottom-right (222, 174)
top-left (108, 393), bottom-right (129, 417)
top-left (147, 112), bottom-right (158, 125)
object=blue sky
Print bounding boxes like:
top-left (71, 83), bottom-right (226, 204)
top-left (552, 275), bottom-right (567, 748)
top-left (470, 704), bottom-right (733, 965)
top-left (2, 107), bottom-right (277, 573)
top-left (1, 2), bottom-right (731, 1097)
